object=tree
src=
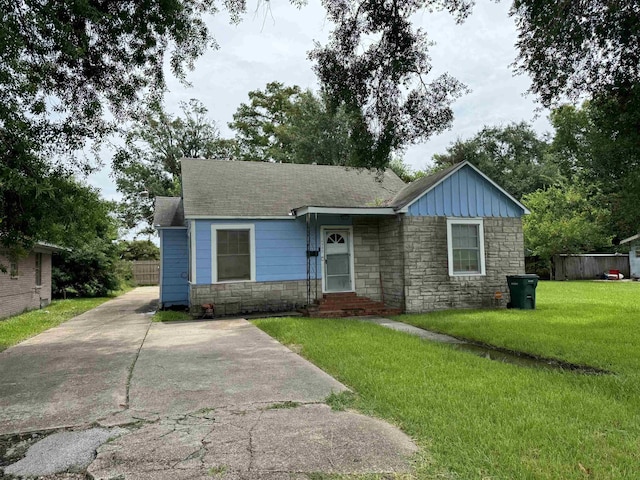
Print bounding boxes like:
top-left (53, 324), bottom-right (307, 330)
top-left (112, 99), bottom-right (226, 231)
top-left (511, 1), bottom-right (640, 107)
top-left (229, 82), bottom-right (360, 165)
top-left (522, 185), bottom-right (612, 265)
top-left (549, 95), bottom-right (640, 239)
top-left (310, 0), bottom-right (471, 169)
top-left (118, 240), bottom-right (160, 261)
top-left (432, 122), bottom-right (560, 200)
top-left (47, 181), bottom-right (130, 298)
top-left (389, 157), bottom-right (425, 183)
top-left (229, 82), bottom-right (303, 163)
top-left (3, 0), bottom-right (475, 246)
top-left (1, 0), bottom-right (247, 250)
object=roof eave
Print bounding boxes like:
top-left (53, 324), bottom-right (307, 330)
top-left (291, 206), bottom-right (398, 217)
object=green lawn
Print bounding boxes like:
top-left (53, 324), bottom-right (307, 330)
top-left (152, 310), bottom-right (192, 322)
top-left (397, 281), bottom-right (640, 375)
top-left (253, 281), bottom-right (640, 480)
top-left (0, 296), bottom-right (117, 352)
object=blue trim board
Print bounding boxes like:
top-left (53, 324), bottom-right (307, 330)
top-left (407, 165), bottom-right (525, 218)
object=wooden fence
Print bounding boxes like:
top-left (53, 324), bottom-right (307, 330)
top-left (552, 254), bottom-right (629, 280)
top-left (131, 260), bottom-right (160, 285)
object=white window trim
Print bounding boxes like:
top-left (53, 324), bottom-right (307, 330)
top-left (320, 225), bottom-right (355, 294)
top-left (447, 218), bottom-right (486, 277)
top-left (211, 224), bottom-right (256, 283)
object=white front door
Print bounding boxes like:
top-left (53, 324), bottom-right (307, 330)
top-left (323, 229), bottom-right (353, 292)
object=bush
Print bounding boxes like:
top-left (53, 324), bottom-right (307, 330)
top-left (52, 239), bottom-right (131, 298)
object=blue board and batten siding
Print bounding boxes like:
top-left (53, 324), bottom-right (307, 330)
top-left (407, 165), bottom-right (525, 218)
top-left (160, 229), bottom-right (189, 306)
top-left (193, 215), bottom-right (350, 285)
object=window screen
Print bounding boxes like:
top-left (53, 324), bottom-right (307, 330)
top-left (217, 229), bottom-right (251, 281)
top-left (451, 223), bottom-right (481, 274)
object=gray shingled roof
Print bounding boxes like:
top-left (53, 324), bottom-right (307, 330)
top-left (388, 162), bottom-right (462, 209)
top-left (180, 159), bottom-right (407, 217)
top-left (153, 197), bottom-right (185, 227)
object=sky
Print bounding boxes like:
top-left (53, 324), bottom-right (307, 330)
top-left (88, 0), bottom-right (551, 202)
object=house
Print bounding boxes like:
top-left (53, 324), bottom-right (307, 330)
top-left (620, 234), bottom-right (640, 279)
top-left (0, 243), bottom-right (60, 319)
top-left (154, 159), bottom-right (529, 316)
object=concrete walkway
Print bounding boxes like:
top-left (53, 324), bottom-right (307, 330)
top-left (0, 288), bottom-right (417, 478)
top-left (356, 316), bottom-right (465, 343)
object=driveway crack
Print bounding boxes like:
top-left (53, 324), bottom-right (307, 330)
top-left (247, 410), bottom-right (263, 472)
top-left (123, 320), bottom-right (152, 410)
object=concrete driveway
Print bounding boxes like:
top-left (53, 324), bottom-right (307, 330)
top-left (0, 287), bottom-right (416, 478)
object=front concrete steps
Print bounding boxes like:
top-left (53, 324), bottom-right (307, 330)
top-left (301, 292), bottom-right (402, 318)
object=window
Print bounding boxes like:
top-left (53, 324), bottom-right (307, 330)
top-left (447, 219), bottom-right (485, 276)
top-left (9, 259), bottom-right (18, 278)
top-left (35, 253), bottom-right (43, 286)
top-left (212, 225), bottom-right (255, 282)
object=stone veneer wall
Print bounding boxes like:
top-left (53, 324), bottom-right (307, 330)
top-left (402, 216), bottom-right (525, 313)
top-left (352, 218), bottom-right (382, 302)
top-left (378, 218), bottom-right (404, 309)
top-left (189, 279), bottom-right (320, 315)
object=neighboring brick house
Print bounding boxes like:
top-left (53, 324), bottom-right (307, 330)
top-left (154, 159), bottom-right (528, 316)
top-left (0, 244), bottom-right (59, 319)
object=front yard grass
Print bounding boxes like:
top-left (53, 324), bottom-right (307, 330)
top-left (152, 310), bottom-right (192, 322)
top-left (0, 297), bottom-right (114, 352)
top-left (253, 281), bottom-right (640, 480)
top-left (397, 281), bottom-right (640, 375)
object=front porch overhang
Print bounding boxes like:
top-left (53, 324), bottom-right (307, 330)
top-left (290, 206), bottom-right (397, 217)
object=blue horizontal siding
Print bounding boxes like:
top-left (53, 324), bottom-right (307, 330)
top-left (160, 229), bottom-right (189, 306)
top-left (193, 216), bottom-right (351, 284)
top-left (407, 165), bottom-right (525, 218)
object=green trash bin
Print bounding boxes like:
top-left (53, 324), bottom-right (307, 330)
top-left (506, 274), bottom-right (539, 309)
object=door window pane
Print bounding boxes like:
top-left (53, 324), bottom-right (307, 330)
top-left (326, 253), bottom-right (349, 275)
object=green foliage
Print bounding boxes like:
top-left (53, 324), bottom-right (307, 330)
top-left (311, 0), bottom-right (471, 169)
top-left (1, 0), bottom-right (246, 249)
top-left (522, 185), bottom-right (612, 262)
top-left (117, 240), bottom-right (160, 261)
top-left (48, 184), bottom-right (132, 298)
top-left (229, 82), bottom-right (359, 165)
top-left (52, 238), bottom-right (129, 298)
top-left (153, 310), bottom-right (191, 322)
top-left (511, 1), bottom-right (640, 107)
top-left (433, 122), bottom-right (560, 200)
top-left (112, 99), bottom-right (227, 231)
top-left (549, 92), bottom-right (640, 239)
top-left (388, 157), bottom-right (425, 183)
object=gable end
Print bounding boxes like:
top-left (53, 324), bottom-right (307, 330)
top-left (404, 164), bottom-right (526, 218)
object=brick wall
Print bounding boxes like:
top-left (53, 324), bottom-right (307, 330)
top-left (0, 251), bottom-right (52, 319)
top-left (189, 279), bottom-right (320, 316)
top-left (352, 218), bottom-right (382, 301)
top-left (402, 216), bottom-right (525, 313)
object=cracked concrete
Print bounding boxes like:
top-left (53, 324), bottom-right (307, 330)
top-left (89, 404), bottom-right (417, 479)
top-left (0, 287), bottom-right (418, 478)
